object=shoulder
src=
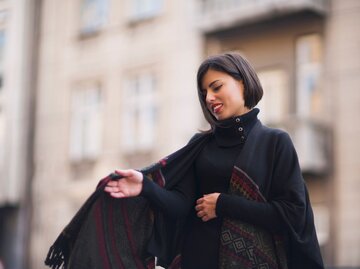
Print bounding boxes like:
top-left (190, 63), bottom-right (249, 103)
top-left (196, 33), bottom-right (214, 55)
top-left (187, 131), bottom-right (212, 144)
top-left (256, 122), bottom-right (295, 149)
top-left (257, 122), bottom-right (291, 139)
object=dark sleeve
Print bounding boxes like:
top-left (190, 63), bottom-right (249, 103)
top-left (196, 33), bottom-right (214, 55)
top-left (215, 132), bottom-right (303, 234)
top-left (140, 165), bottom-right (196, 219)
top-left (269, 132), bottom-right (323, 267)
top-left (216, 193), bottom-right (284, 233)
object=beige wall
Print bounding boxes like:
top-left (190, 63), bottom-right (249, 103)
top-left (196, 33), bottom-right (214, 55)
top-left (325, 0), bottom-right (360, 265)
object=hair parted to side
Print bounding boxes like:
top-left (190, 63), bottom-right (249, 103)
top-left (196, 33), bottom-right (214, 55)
top-left (197, 52), bottom-right (263, 131)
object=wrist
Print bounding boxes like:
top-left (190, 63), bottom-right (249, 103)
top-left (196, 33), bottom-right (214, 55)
top-left (215, 193), bottom-right (227, 217)
top-left (140, 174), bottom-right (152, 197)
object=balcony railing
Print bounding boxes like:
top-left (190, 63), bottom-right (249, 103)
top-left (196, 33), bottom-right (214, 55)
top-left (196, 0), bottom-right (328, 32)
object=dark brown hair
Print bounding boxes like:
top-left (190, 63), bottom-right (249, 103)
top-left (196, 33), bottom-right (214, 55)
top-left (197, 52), bottom-right (263, 130)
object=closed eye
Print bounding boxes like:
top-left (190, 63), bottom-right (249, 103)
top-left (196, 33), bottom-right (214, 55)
top-left (213, 85), bottom-right (222, 92)
top-left (200, 84), bottom-right (222, 98)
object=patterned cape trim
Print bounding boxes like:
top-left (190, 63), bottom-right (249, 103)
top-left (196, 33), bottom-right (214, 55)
top-left (218, 166), bottom-right (288, 269)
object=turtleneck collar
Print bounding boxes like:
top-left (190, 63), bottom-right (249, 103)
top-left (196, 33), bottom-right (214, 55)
top-left (213, 108), bottom-right (260, 147)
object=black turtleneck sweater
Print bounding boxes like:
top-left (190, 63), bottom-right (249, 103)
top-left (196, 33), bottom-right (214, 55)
top-left (181, 108), bottom-right (259, 269)
top-left (141, 108), bottom-right (261, 268)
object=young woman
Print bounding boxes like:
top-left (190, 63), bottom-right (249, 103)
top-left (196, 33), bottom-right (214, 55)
top-left (45, 53), bottom-right (324, 269)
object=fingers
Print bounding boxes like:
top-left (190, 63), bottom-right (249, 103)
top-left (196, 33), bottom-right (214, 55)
top-left (201, 215), bottom-right (211, 222)
top-left (104, 186), bottom-right (118, 192)
top-left (115, 169), bottom-right (133, 177)
top-left (104, 179), bottom-right (120, 192)
top-left (195, 198), bottom-right (204, 209)
top-left (106, 180), bottom-right (119, 187)
top-left (195, 194), bottom-right (219, 222)
top-left (114, 169), bottom-right (143, 183)
top-left (104, 168), bottom-right (142, 199)
top-left (110, 191), bottom-right (125, 198)
top-left (196, 210), bottom-right (212, 222)
top-left (195, 198), bottom-right (208, 222)
top-left (104, 185), bottom-right (120, 197)
top-left (196, 209), bottom-right (204, 217)
top-left (104, 184), bottom-right (127, 198)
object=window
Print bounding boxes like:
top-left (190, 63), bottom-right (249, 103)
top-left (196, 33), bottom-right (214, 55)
top-left (257, 69), bottom-right (289, 124)
top-left (79, 0), bottom-right (109, 35)
top-left (69, 83), bottom-right (103, 161)
top-left (296, 34), bottom-right (322, 118)
top-left (122, 73), bottom-right (158, 152)
top-left (129, 0), bottom-right (164, 21)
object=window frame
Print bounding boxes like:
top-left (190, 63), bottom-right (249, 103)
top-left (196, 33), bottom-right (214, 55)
top-left (78, 0), bottom-right (109, 37)
top-left (256, 67), bottom-right (289, 125)
top-left (128, 0), bottom-right (164, 23)
top-left (69, 82), bottom-right (103, 162)
top-left (295, 33), bottom-right (323, 118)
top-left (121, 72), bottom-right (159, 153)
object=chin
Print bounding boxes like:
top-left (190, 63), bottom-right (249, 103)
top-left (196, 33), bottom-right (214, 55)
top-left (214, 114), bottom-right (228, 121)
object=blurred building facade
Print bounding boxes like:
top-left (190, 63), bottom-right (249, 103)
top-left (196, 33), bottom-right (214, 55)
top-left (2, 0), bottom-right (354, 268)
top-left (0, 0), bottom-right (40, 268)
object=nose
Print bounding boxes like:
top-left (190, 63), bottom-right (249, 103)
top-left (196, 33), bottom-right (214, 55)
top-left (206, 90), bottom-right (215, 104)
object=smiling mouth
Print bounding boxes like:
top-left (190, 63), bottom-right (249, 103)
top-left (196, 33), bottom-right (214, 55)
top-left (211, 104), bottom-right (223, 114)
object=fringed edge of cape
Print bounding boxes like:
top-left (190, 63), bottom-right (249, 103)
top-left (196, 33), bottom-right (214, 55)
top-left (44, 232), bottom-right (70, 269)
top-left (44, 164), bottom-right (165, 269)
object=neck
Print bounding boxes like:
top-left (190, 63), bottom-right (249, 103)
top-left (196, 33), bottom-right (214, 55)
top-left (213, 108), bottom-right (259, 147)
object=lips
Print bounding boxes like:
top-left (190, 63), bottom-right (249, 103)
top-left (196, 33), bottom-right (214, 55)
top-left (211, 103), bottom-right (223, 114)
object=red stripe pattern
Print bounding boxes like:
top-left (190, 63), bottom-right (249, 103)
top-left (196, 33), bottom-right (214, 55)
top-left (107, 199), bottom-right (125, 269)
top-left (94, 199), bottom-right (112, 269)
top-left (219, 166), bottom-right (288, 269)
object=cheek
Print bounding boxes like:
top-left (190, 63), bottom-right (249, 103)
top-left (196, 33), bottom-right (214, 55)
top-left (236, 88), bottom-right (246, 104)
top-left (229, 93), bottom-right (246, 108)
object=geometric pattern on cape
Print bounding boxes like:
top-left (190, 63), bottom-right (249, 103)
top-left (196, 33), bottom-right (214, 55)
top-left (219, 166), bottom-right (288, 269)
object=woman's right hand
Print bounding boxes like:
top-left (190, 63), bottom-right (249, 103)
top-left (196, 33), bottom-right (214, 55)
top-left (104, 169), bottom-right (143, 198)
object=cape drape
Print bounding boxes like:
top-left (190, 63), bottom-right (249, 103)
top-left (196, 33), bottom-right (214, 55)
top-left (45, 120), bottom-right (324, 269)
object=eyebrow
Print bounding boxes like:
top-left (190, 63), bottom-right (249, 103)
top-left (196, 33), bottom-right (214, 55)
top-left (202, 80), bottom-right (220, 91)
top-left (210, 79), bottom-right (221, 88)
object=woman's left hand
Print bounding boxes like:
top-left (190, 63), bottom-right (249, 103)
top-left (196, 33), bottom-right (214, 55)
top-left (195, 193), bottom-right (220, 222)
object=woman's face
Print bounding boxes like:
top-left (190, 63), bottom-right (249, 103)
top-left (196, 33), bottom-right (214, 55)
top-left (201, 69), bottom-right (249, 120)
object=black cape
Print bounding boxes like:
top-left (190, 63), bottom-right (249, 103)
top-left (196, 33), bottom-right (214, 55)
top-left (45, 120), bottom-right (324, 269)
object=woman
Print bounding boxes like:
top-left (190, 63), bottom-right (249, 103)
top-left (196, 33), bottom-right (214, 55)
top-left (45, 53), bottom-right (324, 269)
